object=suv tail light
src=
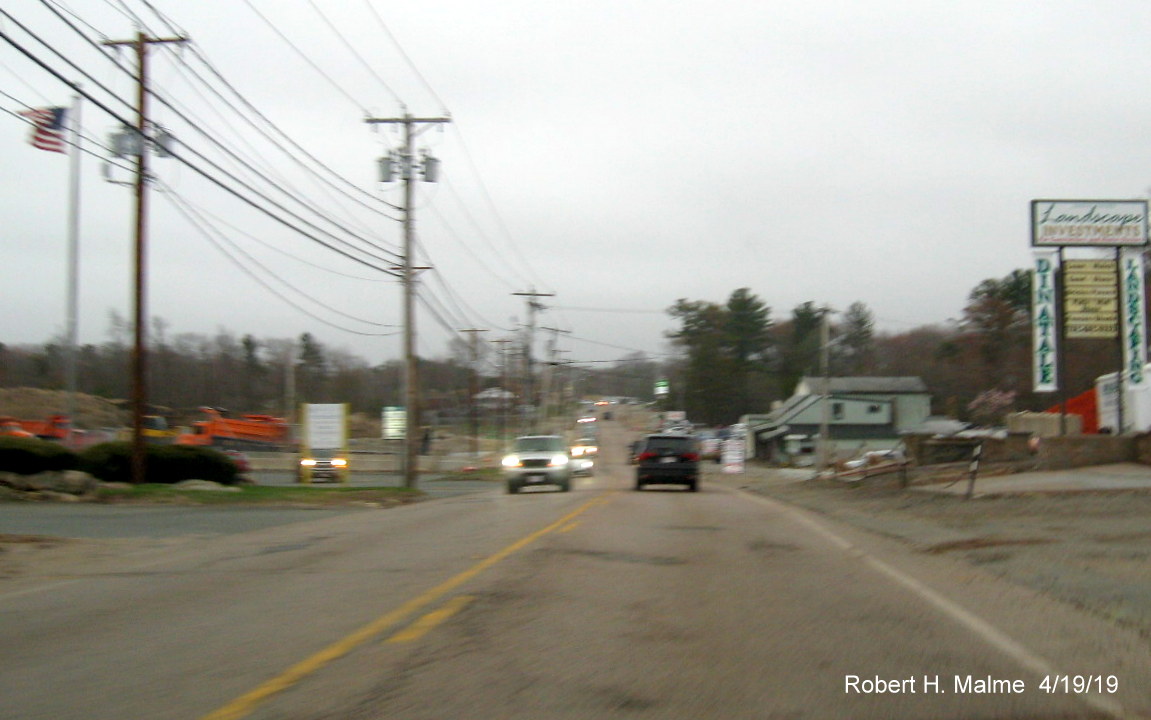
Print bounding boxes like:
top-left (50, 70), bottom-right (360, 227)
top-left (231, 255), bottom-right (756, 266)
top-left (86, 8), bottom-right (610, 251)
top-left (682, 452), bottom-right (699, 461)
top-left (637, 451), bottom-right (657, 461)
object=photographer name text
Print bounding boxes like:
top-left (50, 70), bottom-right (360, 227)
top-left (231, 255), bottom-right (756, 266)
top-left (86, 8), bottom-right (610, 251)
top-left (845, 674), bottom-right (1118, 695)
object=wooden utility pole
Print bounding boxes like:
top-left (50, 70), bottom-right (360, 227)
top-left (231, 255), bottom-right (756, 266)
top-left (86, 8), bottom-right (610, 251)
top-left (492, 338), bottom-right (514, 449)
top-left (103, 32), bottom-right (185, 485)
top-left (460, 328), bottom-right (487, 458)
top-left (513, 289), bottom-right (554, 432)
top-left (364, 113), bottom-right (450, 489)
top-left (539, 327), bottom-right (570, 429)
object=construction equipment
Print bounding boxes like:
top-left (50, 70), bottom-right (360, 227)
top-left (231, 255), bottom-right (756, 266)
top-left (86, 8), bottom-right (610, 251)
top-left (177, 407), bottom-right (292, 450)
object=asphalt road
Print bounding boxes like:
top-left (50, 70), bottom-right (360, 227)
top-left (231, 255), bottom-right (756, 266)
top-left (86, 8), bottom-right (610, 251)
top-left (1, 422), bottom-right (1148, 719)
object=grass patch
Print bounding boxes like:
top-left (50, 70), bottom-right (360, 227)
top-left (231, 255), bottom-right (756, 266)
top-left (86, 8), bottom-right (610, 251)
top-left (94, 483), bottom-right (424, 507)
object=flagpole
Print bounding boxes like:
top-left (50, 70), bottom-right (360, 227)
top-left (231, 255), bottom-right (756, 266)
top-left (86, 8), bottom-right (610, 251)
top-left (64, 88), bottom-right (82, 445)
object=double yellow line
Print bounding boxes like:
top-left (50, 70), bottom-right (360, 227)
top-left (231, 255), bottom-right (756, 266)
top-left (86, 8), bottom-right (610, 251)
top-left (202, 492), bottom-right (615, 720)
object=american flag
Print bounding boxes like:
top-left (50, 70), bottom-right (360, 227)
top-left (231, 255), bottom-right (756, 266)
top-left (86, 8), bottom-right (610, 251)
top-left (18, 107), bottom-right (68, 153)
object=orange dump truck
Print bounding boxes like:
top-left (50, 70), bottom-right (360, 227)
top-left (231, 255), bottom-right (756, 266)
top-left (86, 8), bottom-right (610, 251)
top-left (0, 414), bottom-right (71, 440)
top-left (177, 407), bottom-right (292, 450)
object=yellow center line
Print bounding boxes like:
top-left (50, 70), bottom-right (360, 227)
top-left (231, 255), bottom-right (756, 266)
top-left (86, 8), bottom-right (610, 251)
top-left (386, 594), bottom-right (475, 644)
top-left (201, 491), bottom-right (617, 720)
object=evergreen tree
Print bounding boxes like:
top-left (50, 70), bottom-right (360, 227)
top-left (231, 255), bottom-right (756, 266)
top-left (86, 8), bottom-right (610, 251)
top-left (834, 301), bottom-right (876, 375)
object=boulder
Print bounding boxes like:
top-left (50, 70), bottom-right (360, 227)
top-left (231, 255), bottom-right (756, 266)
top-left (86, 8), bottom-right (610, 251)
top-left (0, 470), bottom-right (98, 496)
top-left (173, 479), bottom-right (241, 492)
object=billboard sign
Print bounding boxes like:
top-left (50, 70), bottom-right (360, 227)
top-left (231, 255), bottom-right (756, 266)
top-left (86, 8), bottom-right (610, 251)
top-left (1031, 200), bottom-right (1148, 247)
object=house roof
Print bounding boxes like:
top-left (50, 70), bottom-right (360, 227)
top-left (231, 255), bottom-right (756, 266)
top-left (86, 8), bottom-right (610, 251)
top-left (752, 376), bottom-right (929, 433)
top-left (798, 376), bottom-right (927, 394)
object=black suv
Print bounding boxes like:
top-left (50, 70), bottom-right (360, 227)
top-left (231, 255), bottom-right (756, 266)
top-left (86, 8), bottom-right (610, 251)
top-left (634, 433), bottom-right (701, 492)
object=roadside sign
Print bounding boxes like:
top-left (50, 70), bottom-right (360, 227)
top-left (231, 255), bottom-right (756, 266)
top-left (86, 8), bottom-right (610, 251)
top-left (382, 406), bottom-right (405, 440)
top-left (1064, 259), bottom-right (1118, 338)
top-left (1121, 249), bottom-right (1147, 387)
top-left (722, 438), bottom-right (745, 474)
top-left (304, 404), bottom-right (346, 449)
top-left (1031, 200), bottom-right (1148, 247)
top-left (1032, 251), bottom-right (1059, 392)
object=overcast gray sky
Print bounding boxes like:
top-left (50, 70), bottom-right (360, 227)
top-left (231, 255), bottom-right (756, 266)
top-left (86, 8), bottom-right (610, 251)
top-left (4, 1), bottom-right (1151, 366)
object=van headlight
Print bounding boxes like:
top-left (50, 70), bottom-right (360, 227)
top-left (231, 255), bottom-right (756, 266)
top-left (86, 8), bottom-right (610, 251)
top-left (300, 458), bottom-right (317, 467)
top-left (549, 454), bottom-right (569, 467)
top-left (332, 458), bottom-right (348, 467)
top-left (502, 454), bottom-right (521, 468)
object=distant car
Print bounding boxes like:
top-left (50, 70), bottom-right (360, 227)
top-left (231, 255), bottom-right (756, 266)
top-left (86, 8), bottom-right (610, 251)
top-left (503, 435), bottom-right (573, 493)
top-left (634, 433), bottom-right (701, 492)
top-left (223, 449), bottom-right (251, 474)
top-left (696, 430), bottom-right (722, 461)
top-left (569, 436), bottom-right (598, 476)
top-left (298, 449), bottom-right (348, 483)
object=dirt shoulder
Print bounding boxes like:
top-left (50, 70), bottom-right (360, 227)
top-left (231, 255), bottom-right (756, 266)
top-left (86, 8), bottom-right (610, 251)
top-left (707, 462), bottom-right (1151, 641)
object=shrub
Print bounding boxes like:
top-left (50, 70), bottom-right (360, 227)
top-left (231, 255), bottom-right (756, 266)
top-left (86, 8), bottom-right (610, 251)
top-left (79, 442), bottom-right (241, 485)
top-left (0, 437), bottom-right (79, 475)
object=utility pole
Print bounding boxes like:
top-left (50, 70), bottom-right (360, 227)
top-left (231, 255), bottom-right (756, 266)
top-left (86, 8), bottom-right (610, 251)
top-left (460, 328), bottom-right (487, 458)
top-left (492, 338), bottom-right (514, 449)
top-left (103, 32), bottom-right (185, 486)
top-left (513, 289), bottom-right (554, 432)
top-left (815, 307), bottom-right (837, 478)
top-left (365, 112), bottom-right (450, 489)
top-left (539, 326), bottom-right (570, 430)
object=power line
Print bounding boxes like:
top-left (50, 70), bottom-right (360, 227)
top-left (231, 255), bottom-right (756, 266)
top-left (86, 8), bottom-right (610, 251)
top-left (237, 0), bottom-right (381, 112)
top-left (161, 182), bottom-right (400, 336)
top-left (2, 9), bottom-right (401, 274)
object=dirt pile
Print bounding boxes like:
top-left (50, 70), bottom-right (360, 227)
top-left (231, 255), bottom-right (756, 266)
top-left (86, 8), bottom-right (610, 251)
top-left (0, 388), bottom-right (126, 428)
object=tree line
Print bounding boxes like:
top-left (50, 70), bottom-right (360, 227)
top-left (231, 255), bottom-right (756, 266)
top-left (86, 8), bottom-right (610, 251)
top-left (663, 269), bottom-right (1126, 426)
top-left (0, 267), bottom-right (1133, 429)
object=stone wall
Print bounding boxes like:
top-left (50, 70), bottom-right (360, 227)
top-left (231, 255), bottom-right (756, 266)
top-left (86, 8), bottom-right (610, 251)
top-left (902, 433), bottom-right (1034, 467)
top-left (1032, 435), bottom-right (1136, 469)
top-left (904, 432), bottom-right (1150, 472)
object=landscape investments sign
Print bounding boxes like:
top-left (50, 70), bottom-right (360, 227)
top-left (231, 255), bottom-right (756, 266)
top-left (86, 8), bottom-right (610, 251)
top-left (1121, 249), bottom-right (1147, 386)
top-left (654, 379), bottom-right (669, 397)
top-left (1032, 250), bottom-right (1059, 392)
top-left (1031, 200), bottom-right (1149, 247)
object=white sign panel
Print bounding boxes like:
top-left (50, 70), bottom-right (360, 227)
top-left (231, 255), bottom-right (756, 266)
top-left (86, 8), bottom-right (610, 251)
top-left (1032, 251), bottom-right (1059, 392)
top-left (1031, 200), bottom-right (1148, 247)
top-left (381, 406), bottom-right (406, 440)
top-left (1121, 249), bottom-right (1147, 387)
top-left (721, 438), bottom-right (745, 474)
top-left (305, 403), bottom-right (347, 449)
